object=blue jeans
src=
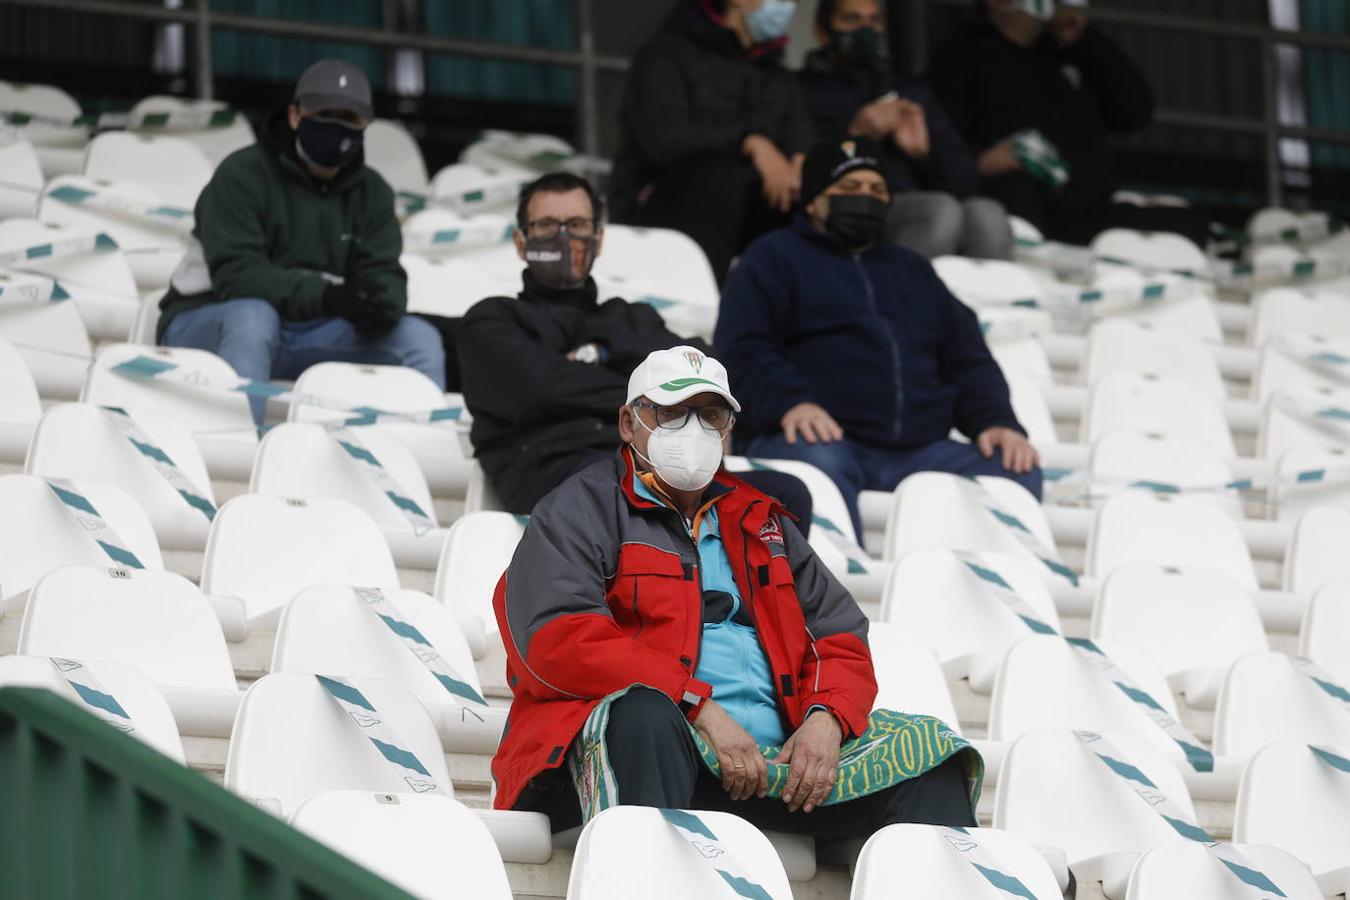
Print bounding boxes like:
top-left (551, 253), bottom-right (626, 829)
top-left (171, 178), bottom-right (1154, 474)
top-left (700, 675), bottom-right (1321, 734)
top-left (161, 298), bottom-right (446, 423)
top-left (745, 434), bottom-right (1044, 538)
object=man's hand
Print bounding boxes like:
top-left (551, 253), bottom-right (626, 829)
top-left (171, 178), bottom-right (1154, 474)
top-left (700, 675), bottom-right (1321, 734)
top-left (323, 278), bottom-right (398, 336)
top-left (891, 99), bottom-right (930, 160)
top-left (775, 710), bottom-right (842, 813)
top-left (743, 134), bottom-right (799, 214)
top-left (1050, 7), bottom-right (1088, 45)
top-left (977, 139), bottom-right (1023, 177)
top-left (849, 98), bottom-right (904, 140)
top-left (781, 402), bottom-right (844, 445)
top-left (977, 426), bottom-right (1040, 474)
top-left (693, 700), bottom-right (768, 802)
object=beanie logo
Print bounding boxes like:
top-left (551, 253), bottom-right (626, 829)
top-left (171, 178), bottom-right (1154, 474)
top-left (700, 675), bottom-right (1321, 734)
top-left (840, 140), bottom-right (856, 158)
top-left (339, 74), bottom-right (349, 88)
top-left (684, 351), bottom-right (704, 373)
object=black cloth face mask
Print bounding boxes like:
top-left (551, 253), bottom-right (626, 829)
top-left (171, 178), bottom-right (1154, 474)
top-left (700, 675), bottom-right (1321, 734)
top-left (295, 116), bottom-right (364, 169)
top-left (824, 193), bottom-right (889, 252)
top-left (524, 227), bottom-right (599, 289)
top-left (829, 24), bottom-right (883, 68)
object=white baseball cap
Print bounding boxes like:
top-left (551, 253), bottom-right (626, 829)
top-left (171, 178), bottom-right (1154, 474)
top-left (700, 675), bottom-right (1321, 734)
top-left (626, 346), bottom-right (741, 412)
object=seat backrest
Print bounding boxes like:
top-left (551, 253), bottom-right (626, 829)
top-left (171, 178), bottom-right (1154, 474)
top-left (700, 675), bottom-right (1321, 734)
top-left (250, 422), bottom-right (436, 531)
top-left (288, 361), bottom-right (449, 422)
top-left (1299, 582), bottom-right (1350, 688)
top-left (1090, 228), bottom-right (1209, 275)
top-left (1084, 319), bottom-right (1225, 400)
top-left (359, 119), bottom-right (429, 195)
top-left (1234, 742), bottom-right (1350, 877)
top-left (1251, 334), bottom-right (1350, 405)
top-left (850, 824), bottom-right (1063, 900)
top-left (880, 548), bottom-right (1060, 667)
top-left (272, 585), bottom-right (480, 711)
top-left (591, 224), bottom-right (719, 313)
top-left (19, 564), bottom-right (235, 691)
top-left (201, 494), bottom-right (398, 624)
top-left (290, 791), bottom-right (512, 900)
top-left (403, 253), bottom-right (501, 318)
top-left (932, 255), bottom-right (1045, 307)
top-left (0, 474), bottom-right (163, 601)
top-left (1274, 447), bottom-right (1350, 524)
top-left (225, 672), bottom-right (451, 818)
top-left (0, 268), bottom-right (93, 360)
top-left (1092, 564), bottom-right (1268, 678)
top-left (724, 455), bottom-right (861, 572)
top-left (867, 624), bottom-right (961, 729)
top-left (1259, 386), bottom-right (1350, 460)
top-left (993, 728), bottom-right (1196, 867)
top-left (0, 80), bottom-right (84, 154)
top-left (1214, 650), bottom-right (1350, 760)
top-left (431, 162), bottom-right (527, 212)
top-left (566, 806), bottom-right (793, 900)
top-left (989, 635), bottom-right (1184, 767)
top-left (463, 461), bottom-right (506, 514)
top-left (83, 132), bottom-right (213, 210)
top-left (126, 95), bottom-right (256, 167)
top-left (1284, 506), bottom-right (1350, 597)
top-left (0, 217), bottom-right (138, 299)
top-left (0, 654), bottom-right (184, 761)
top-left (1088, 431), bottom-right (1238, 514)
top-left (1124, 840), bottom-right (1326, 900)
top-left (81, 343), bottom-right (256, 444)
top-left (0, 334), bottom-right (41, 423)
top-left (39, 174), bottom-right (187, 256)
top-left (1249, 287), bottom-right (1350, 347)
top-left (1087, 266), bottom-right (1223, 342)
top-left (1086, 490), bottom-right (1257, 588)
top-left (433, 511), bottom-right (526, 639)
top-left (1004, 371), bottom-right (1059, 447)
top-left (25, 402), bottom-right (216, 516)
top-left (1082, 371), bottom-right (1235, 457)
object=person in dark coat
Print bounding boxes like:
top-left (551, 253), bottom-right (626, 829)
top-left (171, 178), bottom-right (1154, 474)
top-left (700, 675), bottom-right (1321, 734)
top-left (456, 172), bottom-right (812, 525)
top-left (608, 0), bottom-right (814, 283)
top-left (926, 0), bottom-right (1209, 247)
top-left (799, 0), bottom-right (1011, 259)
top-left (715, 138), bottom-right (1041, 536)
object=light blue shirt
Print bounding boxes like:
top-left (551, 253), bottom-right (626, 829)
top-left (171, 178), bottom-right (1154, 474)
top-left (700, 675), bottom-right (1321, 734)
top-left (633, 475), bottom-right (786, 747)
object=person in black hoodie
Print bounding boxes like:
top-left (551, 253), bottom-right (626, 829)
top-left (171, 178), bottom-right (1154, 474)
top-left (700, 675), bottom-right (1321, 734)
top-left (608, 0), bottom-right (814, 283)
top-left (716, 138), bottom-right (1041, 537)
top-left (456, 172), bottom-right (812, 525)
top-left (927, 0), bottom-right (1209, 246)
top-left (799, 0), bottom-right (1011, 260)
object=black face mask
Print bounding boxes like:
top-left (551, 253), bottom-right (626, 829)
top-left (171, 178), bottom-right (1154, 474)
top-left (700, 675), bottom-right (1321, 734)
top-left (524, 227), bottom-right (598, 289)
top-left (829, 25), bottom-right (882, 67)
top-left (824, 193), bottom-right (889, 252)
top-left (295, 116), bottom-right (364, 169)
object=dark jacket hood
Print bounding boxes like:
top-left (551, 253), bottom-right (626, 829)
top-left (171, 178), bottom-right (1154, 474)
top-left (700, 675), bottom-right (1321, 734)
top-left (668, 0), bottom-right (787, 66)
top-left (261, 105), bottom-right (368, 192)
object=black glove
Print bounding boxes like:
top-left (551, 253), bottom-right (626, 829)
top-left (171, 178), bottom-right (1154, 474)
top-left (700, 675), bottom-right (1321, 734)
top-left (322, 278), bottom-right (399, 337)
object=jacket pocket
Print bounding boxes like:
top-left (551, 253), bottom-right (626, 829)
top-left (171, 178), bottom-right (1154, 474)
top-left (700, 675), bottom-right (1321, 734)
top-left (609, 543), bottom-right (693, 660)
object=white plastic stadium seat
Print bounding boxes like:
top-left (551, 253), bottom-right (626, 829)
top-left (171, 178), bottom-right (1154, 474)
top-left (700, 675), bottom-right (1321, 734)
top-left (1081, 371), bottom-right (1235, 457)
top-left (25, 403), bottom-right (217, 549)
top-left (1248, 286), bottom-right (1350, 347)
top-left (0, 474), bottom-right (163, 602)
top-left (933, 255), bottom-right (1045, 307)
top-left (1251, 334), bottom-right (1350, 405)
top-left (1086, 264), bottom-right (1222, 342)
top-left (224, 672), bottom-right (451, 818)
top-left (127, 95), bottom-right (255, 167)
top-left (1213, 651), bottom-right (1350, 761)
top-left (850, 824), bottom-right (1063, 900)
top-left (364, 119), bottom-right (430, 195)
top-left (433, 511), bottom-right (526, 655)
top-left (0, 80), bottom-right (86, 175)
top-left (994, 728), bottom-right (1198, 890)
top-left (867, 624), bottom-right (961, 728)
top-left (879, 548), bottom-right (1061, 691)
top-left (1234, 742), bottom-right (1350, 894)
top-left (988, 634), bottom-right (1188, 768)
top-left (403, 253), bottom-right (509, 318)
top-left (1086, 490), bottom-right (1257, 589)
top-left (986, 319), bottom-right (1054, 386)
top-left (1123, 840), bottom-right (1325, 900)
top-left (82, 132), bottom-right (213, 211)
top-left (1083, 319), bottom-right (1225, 401)
top-left (201, 494), bottom-right (398, 626)
top-left (431, 162), bottom-right (528, 213)
top-left (460, 129), bottom-right (577, 173)
top-left (0, 137), bottom-right (43, 218)
top-left (591, 224), bottom-right (720, 338)
top-left (1299, 582), bottom-right (1350, 688)
top-left (287, 362), bottom-right (473, 498)
top-left (565, 806), bottom-right (794, 900)
top-left (1259, 386), bottom-right (1350, 461)
top-left (1004, 371), bottom-right (1059, 448)
top-left (0, 655), bottom-right (184, 762)
top-left (1270, 446), bottom-right (1350, 522)
top-left (0, 260), bottom-right (93, 396)
top-left (1091, 228), bottom-right (1209, 276)
top-left (0, 334), bottom-right (41, 462)
top-left (1283, 506), bottom-right (1350, 599)
top-left (1087, 432), bottom-right (1238, 515)
top-left (290, 792), bottom-right (513, 900)
top-left (1092, 564), bottom-right (1267, 709)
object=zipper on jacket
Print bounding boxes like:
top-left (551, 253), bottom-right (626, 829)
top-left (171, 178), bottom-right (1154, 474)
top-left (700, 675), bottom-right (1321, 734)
top-left (675, 513), bottom-right (705, 674)
top-left (631, 577), bottom-right (644, 638)
top-left (856, 255), bottom-right (904, 443)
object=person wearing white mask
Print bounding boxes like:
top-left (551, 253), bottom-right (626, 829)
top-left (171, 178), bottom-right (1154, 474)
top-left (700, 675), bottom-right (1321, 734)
top-left (491, 345), bottom-right (981, 841)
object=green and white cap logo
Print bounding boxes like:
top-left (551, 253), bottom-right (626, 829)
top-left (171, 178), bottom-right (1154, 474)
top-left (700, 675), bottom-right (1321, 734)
top-left (626, 345), bottom-right (741, 412)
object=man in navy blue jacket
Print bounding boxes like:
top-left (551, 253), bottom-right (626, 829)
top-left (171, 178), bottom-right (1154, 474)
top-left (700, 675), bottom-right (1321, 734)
top-left (715, 137), bottom-right (1041, 537)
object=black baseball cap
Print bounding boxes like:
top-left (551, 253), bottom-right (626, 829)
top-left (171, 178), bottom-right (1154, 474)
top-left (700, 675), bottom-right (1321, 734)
top-left (294, 59), bottom-right (373, 120)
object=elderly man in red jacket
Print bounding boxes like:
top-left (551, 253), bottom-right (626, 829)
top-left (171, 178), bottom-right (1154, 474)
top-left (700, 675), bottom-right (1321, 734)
top-left (492, 346), bottom-right (981, 837)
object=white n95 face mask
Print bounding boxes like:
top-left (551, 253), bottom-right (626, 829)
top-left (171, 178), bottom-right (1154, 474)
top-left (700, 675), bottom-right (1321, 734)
top-left (632, 414), bottom-right (724, 493)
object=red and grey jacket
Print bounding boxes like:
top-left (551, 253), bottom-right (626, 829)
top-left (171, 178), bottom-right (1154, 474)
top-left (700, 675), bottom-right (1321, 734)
top-left (491, 447), bottom-right (876, 811)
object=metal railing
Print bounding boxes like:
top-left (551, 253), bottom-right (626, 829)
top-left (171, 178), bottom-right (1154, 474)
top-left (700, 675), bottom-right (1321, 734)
top-left (5, 0), bottom-right (1350, 206)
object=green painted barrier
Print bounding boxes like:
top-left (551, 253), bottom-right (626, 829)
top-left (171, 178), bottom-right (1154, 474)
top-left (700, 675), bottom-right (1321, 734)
top-left (0, 687), bottom-right (413, 900)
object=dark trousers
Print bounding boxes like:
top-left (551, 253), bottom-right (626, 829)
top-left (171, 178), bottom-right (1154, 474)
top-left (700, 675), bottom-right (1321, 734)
top-left (522, 687), bottom-right (977, 839)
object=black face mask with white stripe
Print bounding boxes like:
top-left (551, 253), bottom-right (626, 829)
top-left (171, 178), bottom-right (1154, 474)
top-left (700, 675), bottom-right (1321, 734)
top-left (524, 227), bottom-right (598, 289)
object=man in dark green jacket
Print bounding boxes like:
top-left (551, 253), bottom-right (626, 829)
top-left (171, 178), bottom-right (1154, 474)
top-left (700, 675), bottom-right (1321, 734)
top-left (158, 58), bottom-right (444, 421)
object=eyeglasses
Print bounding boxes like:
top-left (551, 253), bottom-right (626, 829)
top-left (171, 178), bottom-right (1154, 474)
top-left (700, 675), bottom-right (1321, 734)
top-left (526, 216), bottom-right (598, 239)
top-left (632, 399), bottom-right (734, 433)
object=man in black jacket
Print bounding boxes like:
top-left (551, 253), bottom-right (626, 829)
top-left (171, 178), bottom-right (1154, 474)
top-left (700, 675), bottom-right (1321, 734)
top-left (609, 0), bottom-right (814, 283)
top-left (799, 0), bottom-right (1010, 259)
top-left (456, 172), bottom-right (811, 523)
top-left (927, 0), bottom-right (1208, 246)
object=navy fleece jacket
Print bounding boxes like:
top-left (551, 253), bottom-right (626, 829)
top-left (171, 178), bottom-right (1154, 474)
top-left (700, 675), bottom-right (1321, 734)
top-left (715, 217), bottom-right (1022, 449)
